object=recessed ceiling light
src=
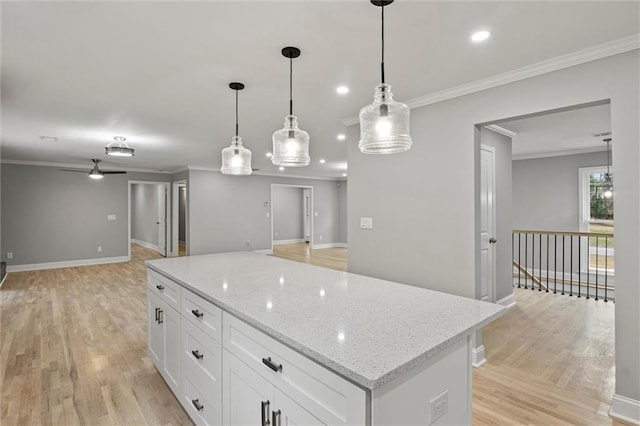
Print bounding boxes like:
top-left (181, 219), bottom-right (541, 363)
top-left (337, 134), bottom-right (346, 141)
top-left (336, 86), bottom-right (349, 95)
top-left (279, 166), bottom-right (284, 171)
top-left (40, 136), bottom-right (57, 143)
top-left (342, 173), bottom-right (347, 177)
top-left (319, 159), bottom-right (326, 164)
top-left (471, 30), bottom-right (491, 43)
top-left (266, 152), bottom-right (273, 158)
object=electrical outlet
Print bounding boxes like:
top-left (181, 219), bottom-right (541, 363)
top-left (429, 390), bottom-right (448, 424)
top-left (275, 231), bottom-right (278, 237)
top-left (7, 252), bottom-right (13, 260)
top-left (320, 235), bottom-right (323, 240)
top-left (107, 214), bottom-right (116, 221)
top-left (97, 246), bottom-right (102, 252)
top-left (246, 240), bottom-right (251, 247)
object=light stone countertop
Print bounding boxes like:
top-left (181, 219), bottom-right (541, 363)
top-left (147, 252), bottom-right (505, 390)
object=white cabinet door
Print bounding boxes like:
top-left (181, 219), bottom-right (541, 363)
top-left (163, 304), bottom-right (181, 395)
top-left (275, 388), bottom-right (326, 426)
top-left (147, 291), bottom-right (163, 366)
top-left (223, 349), bottom-right (273, 426)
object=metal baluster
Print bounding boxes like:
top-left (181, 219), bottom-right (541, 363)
top-left (539, 234), bottom-right (542, 291)
top-left (546, 234), bottom-right (550, 292)
top-left (531, 233), bottom-right (535, 290)
top-left (518, 233), bottom-right (522, 288)
top-left (569, 235), bottom-right (573, 296)
top-left (578, 236), bottom-right (581, 297)
top-left (562, 235), bottom-right (565, 295)
top-left (604, 237), bottom-right (609, 302)
top-left (512, 232), bottom-right (515, 288)
top-left (554, 235), bottom-right (557, 294)
top-left (586, 235), bottom-right (590, 299)
top-left (595, 237), bottom-right (599, 301)
top-left (525, 233), bottom-right (528, 289)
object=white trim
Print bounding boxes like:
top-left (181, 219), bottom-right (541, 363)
top-left (6, 256), bottom-right (129, 272)
top-left (272, 239), bottom-right (306, 245)
top-left (496, 293), bottom-right (516, 309)
top-left (610, 394), bottom-right (640, 425)
top-left (171, 180), bottom-right (187, 257)
top-left (480, 145), bottom-right (497, 304)
top-left (343, 34), bottom-right (640, 126)
top-left (128, 180), bottom-right (170, 260)
top-left (472, 345), bottom-right (486, 368)
top-left (187, 165), bottom-right (341, 182)
top-left (311, 243), bottom-right (348, 250)
top-left (484, 124), bottom-right (516, 138)
top-left (131, 239), bottom-right (164, 255)
top-left (513, 146), bottom-right (607, 161)
top-left (1, 159), bottom-right (173, 174)
top-left (253, 249), bottom-right (273, 255)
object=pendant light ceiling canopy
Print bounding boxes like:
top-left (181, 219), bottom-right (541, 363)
top-left (272, 46), bottom-right (310, 167)
top-left (221, 82), bottom-right (252, 175)
top-left (105, 136), bottom-right (135, 157)
top-left (359, 0), bottom-right (412, 154)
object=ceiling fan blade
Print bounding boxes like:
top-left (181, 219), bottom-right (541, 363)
top-left (101, 171), bottom-right (127, 174)
top-left (59, 168), bottom-right (90, 173)
top-left (252, 168), bottom-right (260, 171)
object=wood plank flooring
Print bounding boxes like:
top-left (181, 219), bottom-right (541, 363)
top-left (1, 242), bottom-right (627, 425)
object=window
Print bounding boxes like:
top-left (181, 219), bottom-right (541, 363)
top-left (579, 166), bottom-right (614, 272)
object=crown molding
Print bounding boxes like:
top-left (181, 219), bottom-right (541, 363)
top-left (186, 165), bottom-right (342, 181)
top-left (512, 146), bottom-right (607, 161)
top-left (484, 125), bottom-right (517, 138)
top-left (343, 34), bottom-right (640, 126)
top-left (1, 159), bottom-right (174, 174)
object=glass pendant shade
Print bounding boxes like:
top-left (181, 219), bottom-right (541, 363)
top-left (272, 115), bottom-right (310, 167)
top-left (359, 83), bottom-right (412, 154)
top-left (221, 136), bottom-right (252, 175)
top-left (105, 136), bottom-right (134, 157)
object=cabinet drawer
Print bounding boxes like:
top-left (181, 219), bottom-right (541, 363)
top-left (182, 289), bottom-right (222, 343)
top-left (182, 320), bottom-right (222, 403)
top-left (148, 269), bottom-right (181, 312)
top-left (183, 363), bottom-right (222, 426)
top-left (223, 312), bottom-right (366, 425)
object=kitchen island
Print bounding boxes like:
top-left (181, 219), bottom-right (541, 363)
top-left (146, 252), bottom-right (504, 425)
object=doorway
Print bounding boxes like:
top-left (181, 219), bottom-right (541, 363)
top-left (128, 181), bottom-right (170, 258)
top-left (270, 184), bottom-right (314, 253)
top-left (171, 180), bottom-right (188, 257)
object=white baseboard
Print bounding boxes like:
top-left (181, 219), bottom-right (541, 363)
top-left (272, 239), bottom-right (306, 246)
top-left (610, 393), bottom-right (640, 425)
top-left (496, 293), bottom-right (516, 309)
top-left (254, 249), bottom-right (273, 255)
top-left (311, 243), bottom-right (348, 249)
top-left (132, 239), bottom-right (164, 255)
top-left (7, 256), bottom-right (130, 272)
top-left (472, 345), bottom-right (486, 368)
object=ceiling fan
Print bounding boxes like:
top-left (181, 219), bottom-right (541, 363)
top-left (59, 159), bottom-right (127, 179)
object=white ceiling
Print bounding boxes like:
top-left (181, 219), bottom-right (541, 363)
top-left (1, 1), bottom-right (638, 178)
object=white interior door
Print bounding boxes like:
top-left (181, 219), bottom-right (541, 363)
top-left (480, 146), bottom-right (496, 302)
top-left (303, 189), bottom-right (311, 243)
top-left (157, 185), bottom-right (167, 256)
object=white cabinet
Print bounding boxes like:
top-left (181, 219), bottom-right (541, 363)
top-left (147, 288), bottom-right (181, 396)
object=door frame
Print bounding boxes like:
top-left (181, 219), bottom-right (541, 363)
top-left (171, 180), bottom-right (188, 257)
top-left (270, 184), bottom-right (314, 253)
top-left (128, 180), bottom-right (171, 259)
top-left (480, 144), bottom-right (497, 303)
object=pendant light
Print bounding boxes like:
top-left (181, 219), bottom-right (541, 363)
top-left (105, 136), bottom-right (135, 157)
top-left (601, 137), bottom-right (613, 199)
top-left (359, 0), bottom-right (412, 154)
top-left (272, 46), bottom-right (310, 167)
top-left (221, 82), bottom-right (252, 175)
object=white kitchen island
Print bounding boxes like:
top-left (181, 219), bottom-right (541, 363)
top-left (146, 252), bottom-right (504, 426)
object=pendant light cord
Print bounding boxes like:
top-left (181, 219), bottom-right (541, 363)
top-left (606, 139), bottom-right (611, 175)
top-left (235, 89), bottom-right (239, 137)
top-left (289, 57), bottom-right (294, 115)
top-left (381, 2), bottom-right (385, 84)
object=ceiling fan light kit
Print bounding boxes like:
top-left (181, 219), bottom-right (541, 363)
top-left (221, 82), bottom-right (253, 176)
top-left (359, 0), bottom-right (412, 154)
top-left (60, 159), bottom-right (127, 179)
top-left (105, 136), bottom-right (135, 157)
top-left (271, 46), bottom-right (310, 167)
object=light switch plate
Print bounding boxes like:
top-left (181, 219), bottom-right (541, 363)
top-left (107, 214), bottom-right (117, 221)
top-left (360, 217), bottom-right (373, 230)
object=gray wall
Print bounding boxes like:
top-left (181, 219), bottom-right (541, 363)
top-left (480, 128), bottom-right (512, 302)
top-left (513, 151), bottom-right (608, 231)
top-left (131, 183), bottom-right (163, 249)
top-left (1, 164), bottom-right (170, 265)
top-left (338, 180), bottom-right (348, 244)
top-left (272, 186), bottom-right (304, 241)
top-left (347, 51), bottom-right (639, 402)
top-left (187, 170), bottom-right (341, 254)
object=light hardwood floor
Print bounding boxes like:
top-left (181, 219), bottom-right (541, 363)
top-left (0, 243), bottom-right (627, 425)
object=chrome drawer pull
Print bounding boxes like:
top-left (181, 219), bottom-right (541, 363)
top-left (191, 309), bottom-right (204, 318)
top-left (191, 349), bottom-right (204, 360)
top-left (262, 357), bottom-right (283, 373)
top-left (156, 284), bottom-right (165, 291)
top-left (191, 398), bottom-right (204, 412)
top-left (157, 309), bottom-right (163, 324)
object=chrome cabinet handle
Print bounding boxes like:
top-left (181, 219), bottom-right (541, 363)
top-left (157, 309), bottom-right (163, 324)
top-left (191, 349), bottom-right (204, 360)
top-left (272, 409), bottom-right (281, 426)
top-left (262, 357), bottom-right (283, 373)
top-left (154, 307), bottom-right (160, 322)
top-left (191, 309), bottom-right (204, 318)
top-left (261, 400), bottom-right (270, 426)
top-left (191, 399), bottom-right (204, 412)
top-left (156, 284), bottom-right (165, 291)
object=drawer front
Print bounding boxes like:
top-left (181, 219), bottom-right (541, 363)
top-left (182, 320), bottom-right (222, 403)
top-left (182, 289), bottom-right (222, 343)
top-left (223, 312), bottom-right (366, 425)
top-left (148, 269), bottom-right (181, 311)
top-left (183, 363), bottom-right (222, 426)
